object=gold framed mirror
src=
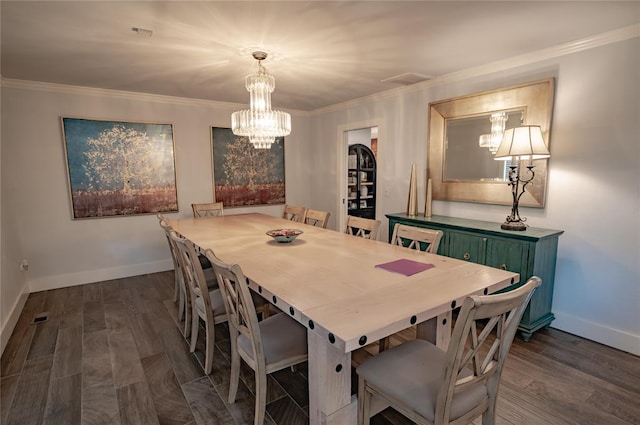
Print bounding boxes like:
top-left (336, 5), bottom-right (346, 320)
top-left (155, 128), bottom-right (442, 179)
top-left (427, 78), bottom-right (555, 207)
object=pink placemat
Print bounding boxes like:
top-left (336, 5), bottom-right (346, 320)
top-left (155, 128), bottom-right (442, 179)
top-left (375, 259), bottom-right (435, 276)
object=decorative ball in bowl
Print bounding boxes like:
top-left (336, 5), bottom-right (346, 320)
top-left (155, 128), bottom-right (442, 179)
top-left (266, 229), bottom-right (303, 243)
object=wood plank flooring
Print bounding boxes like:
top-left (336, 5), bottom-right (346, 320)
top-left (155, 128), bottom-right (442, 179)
top-left (1, 271), bottom-right (639, 425)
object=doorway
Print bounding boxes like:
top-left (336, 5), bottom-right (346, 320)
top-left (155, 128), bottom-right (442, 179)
top-left (337, 125), bottom-right (379, 232)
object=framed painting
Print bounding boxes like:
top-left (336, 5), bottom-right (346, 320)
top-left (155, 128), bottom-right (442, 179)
top-left (61, 117), bottom-right (178, 219)
top-left (211, 127), bottom-right (285, 207)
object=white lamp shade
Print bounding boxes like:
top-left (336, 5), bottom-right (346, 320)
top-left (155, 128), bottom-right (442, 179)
top-left (494, 125), bottom-right (550, 161)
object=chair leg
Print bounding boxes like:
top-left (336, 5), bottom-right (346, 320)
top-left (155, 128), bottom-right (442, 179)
top-left (482, 409), bottom-right (496, 425)
top-left (177, 288), bottom-right (185, 322)
top-left (173, 274), bottom-right (179, 302)
top-left (189, 308), bottom-right (199, 353)
top-left (482, 383), bottom-right (498, 425)
top-left (378, 337), bottom-right (390, 353)
top-left (228, 339), bottom-right (240, 403)
top-left (179, 283), bottom-right (189, 337)
top-left (357, 376), bottom-right (371, 425)
top-left (183, 294), bottom-right (191, 338)
top-left (254, 370), bottom-right (267, 425)
top-left (262, 305), bottom-right (270, 319)
top-left (204, 320), bottom-right (215, 375)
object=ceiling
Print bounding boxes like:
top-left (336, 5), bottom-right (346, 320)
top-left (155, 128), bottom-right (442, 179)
top-left (2, 1), bottom-right (638, 111)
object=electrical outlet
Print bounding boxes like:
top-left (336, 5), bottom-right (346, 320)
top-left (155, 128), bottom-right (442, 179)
top-left (19, 259), bottom-right (29, 272)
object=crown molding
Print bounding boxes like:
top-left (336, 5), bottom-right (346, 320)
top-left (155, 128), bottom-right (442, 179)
top-left (312, 24), bottom-right (640, 115)
top-left (0, 77), bottom-right (310, 116)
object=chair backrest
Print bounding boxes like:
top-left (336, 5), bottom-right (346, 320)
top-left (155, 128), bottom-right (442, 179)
top-left (282, 205), bottom-right (307, 223)
top-left (192, 202), bottom-right (224, 218)
top-left (157, 213), bottom-right (182, 276)
top-left (390, 223), bottom-right (443, 254)
top-left (305, 209), bottom-right (330, 228)
top-left (170, 231), bottom-right (217, 321)
top-left (206, 250), bottom-right (265, 368)
top-left (435, 277), bottom-right (541, 424)
top-left (345, 215), bottom-right (381, 240)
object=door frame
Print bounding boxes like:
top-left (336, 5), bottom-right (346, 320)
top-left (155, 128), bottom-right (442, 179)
top-left (336, 120), bottom-right (381, 234)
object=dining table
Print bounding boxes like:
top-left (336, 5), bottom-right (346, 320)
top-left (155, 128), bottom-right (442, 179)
top-left (168, 213), bottom-right (519, 425)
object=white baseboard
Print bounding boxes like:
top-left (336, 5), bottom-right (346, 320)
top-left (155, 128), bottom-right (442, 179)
top-left (552, 311), bottom-right (640, 356)
top-left (1, 291), bottom-right (29, 356)
top-left (27, 259), bottom-right (174, 293)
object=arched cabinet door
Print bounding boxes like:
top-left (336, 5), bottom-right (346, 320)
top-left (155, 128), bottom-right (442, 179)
top-left (347, 143), bottom-right (376, 220)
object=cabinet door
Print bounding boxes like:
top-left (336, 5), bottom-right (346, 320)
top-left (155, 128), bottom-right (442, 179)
top-left (444, 231), bottom-right (486, 264)
top-left (484, 238), bottom-right (531, 277)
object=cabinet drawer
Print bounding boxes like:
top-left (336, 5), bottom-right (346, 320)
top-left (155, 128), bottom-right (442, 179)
top-left (485, 239), bottom-right (530, 276)
top-left (444, 231), bottom-right (486, 264)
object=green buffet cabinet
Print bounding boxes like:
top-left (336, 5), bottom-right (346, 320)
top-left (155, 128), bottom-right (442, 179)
top-left (386, 213), bottom-right (564, 341)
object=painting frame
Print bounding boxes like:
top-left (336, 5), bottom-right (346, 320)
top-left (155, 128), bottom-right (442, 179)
top-left (61, 117), bottom-right (179, 219)
top-left (211, 127), bottom-right (285, 207)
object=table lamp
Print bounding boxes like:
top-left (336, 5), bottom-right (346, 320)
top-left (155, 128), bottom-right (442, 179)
top-left (494, 125), bottom-right (550, 231)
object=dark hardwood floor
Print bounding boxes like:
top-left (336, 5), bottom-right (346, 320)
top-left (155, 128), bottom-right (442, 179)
top-left (1, 271), bottom-right (639, 425)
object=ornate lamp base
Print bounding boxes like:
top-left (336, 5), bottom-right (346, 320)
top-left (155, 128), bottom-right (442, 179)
top-left (501, 164), bottom-right (535, 232)
top-left (501, 220), bottom-right (527, 231)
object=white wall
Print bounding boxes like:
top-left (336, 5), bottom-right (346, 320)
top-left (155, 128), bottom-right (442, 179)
top-left (1, 85), bottom-right (30, 352)
top-left (310, 38), bottom-right (640, 355)
top-left (347, 127), bottom-right (373, 148)
top-left (0, 83), bottom-right (312, 351)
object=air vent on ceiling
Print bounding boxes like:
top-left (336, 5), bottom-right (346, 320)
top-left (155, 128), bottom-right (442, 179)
top-left (132, 27), bottom-right (153, 38)
top-left (381, 72), bottom-right (433, 86)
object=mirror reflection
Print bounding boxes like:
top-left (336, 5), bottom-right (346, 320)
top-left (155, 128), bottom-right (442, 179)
top-left (444, 109), bottom-right (524, 181)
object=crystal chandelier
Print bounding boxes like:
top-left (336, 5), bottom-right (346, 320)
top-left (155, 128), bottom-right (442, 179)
top-left (478, 112), bottom-right (508, 154)
top-left (231, 51), bottom-right (291, 149)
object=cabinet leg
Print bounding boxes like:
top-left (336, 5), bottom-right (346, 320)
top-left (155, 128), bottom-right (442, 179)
top-left (520, 331), bottom-right (533, 342)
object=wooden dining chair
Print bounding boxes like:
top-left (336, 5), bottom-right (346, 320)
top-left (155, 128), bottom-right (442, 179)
top-left (305, 209), bottom-right (330, 228)
top-left (391, 223), bottom-right (443, 254)
top-left (356, 277), bottom-right (541, 425)
top-left (345, 215), bottom-right (381, 240)
top-left (191, 202), bottom-right (224, 269)
top-left (375, 223), bottom-right (446, 352)
top-left (206, 250), bottom-right (308, 425)
top-left (170, 231), bottom-right (228, 374)
top-left (157, 213), bottom-right (185, 323)
top-left (282, 205), bottom-right (307, 223)
top-left (192, 201), bottom-right (224, 218)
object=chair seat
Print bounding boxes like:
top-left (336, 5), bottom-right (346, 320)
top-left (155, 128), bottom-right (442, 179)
top-left (194, 288), bottom-right (226, 319)
top-left (356, 339), bottom-right (486, 422)
top-left (202, 268), bottom-right (219, 289)
top-left (238, 313), bottom-right (307, 365)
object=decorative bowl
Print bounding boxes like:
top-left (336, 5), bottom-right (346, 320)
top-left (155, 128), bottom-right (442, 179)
top-left (266, 229), bottom-right (303, 243)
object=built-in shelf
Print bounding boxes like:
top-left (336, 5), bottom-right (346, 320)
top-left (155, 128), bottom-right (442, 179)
top-left (347, 144), bottom-right (376, 220)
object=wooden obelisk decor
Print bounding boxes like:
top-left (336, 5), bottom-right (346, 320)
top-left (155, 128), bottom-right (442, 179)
top-left (407, 164), bottom-right (418, 216)
top-left (424, 178), bottom-right (433, 218)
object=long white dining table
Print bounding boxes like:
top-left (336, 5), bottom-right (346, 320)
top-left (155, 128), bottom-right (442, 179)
top-left (169, 213), bottom-right (519, 425)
